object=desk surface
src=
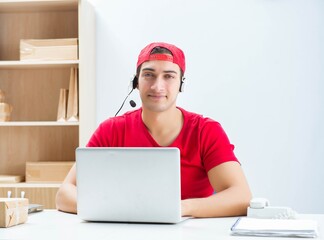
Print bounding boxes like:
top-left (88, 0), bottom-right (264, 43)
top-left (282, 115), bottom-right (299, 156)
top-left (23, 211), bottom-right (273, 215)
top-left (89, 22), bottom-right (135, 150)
top-left (1, 210), bottom-right (323, 240)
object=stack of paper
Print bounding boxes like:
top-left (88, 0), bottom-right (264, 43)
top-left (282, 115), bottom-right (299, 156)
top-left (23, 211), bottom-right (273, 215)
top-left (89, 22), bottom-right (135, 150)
top-left (231, 217), bottom-right (318, 238)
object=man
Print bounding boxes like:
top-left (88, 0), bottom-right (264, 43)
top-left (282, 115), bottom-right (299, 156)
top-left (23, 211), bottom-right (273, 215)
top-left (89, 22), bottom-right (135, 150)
top-left (56, 42), bottom-right (252, 217)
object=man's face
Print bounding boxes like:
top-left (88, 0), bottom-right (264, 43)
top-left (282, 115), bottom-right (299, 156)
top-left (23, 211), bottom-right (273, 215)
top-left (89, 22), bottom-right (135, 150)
top-left (138, 59), bottom-right (181, 113)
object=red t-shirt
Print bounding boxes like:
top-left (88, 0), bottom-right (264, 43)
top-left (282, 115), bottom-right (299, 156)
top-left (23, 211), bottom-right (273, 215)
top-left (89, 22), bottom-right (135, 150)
top-left (87, 107), bottom-right (238, 199)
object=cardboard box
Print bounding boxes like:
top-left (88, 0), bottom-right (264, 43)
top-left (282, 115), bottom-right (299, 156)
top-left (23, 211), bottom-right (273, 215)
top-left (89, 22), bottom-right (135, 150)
top-left (26, 161), bottom-right (74, 183)
top-left (0, 198), bottom-right (28, 228)
top-left (20, 38), bottom-right (78, 61)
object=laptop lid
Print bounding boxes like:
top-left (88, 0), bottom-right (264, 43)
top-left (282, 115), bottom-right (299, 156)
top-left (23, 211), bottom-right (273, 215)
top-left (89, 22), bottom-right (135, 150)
top-left (76, 147), bottom-right (183, 223)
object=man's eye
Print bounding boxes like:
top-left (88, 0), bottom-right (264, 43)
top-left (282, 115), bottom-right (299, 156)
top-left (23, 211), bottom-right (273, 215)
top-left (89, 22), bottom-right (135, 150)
top-left (143, 73), bottom-right (154, 78)
top-left (165, 74), bottom-right (175, 79)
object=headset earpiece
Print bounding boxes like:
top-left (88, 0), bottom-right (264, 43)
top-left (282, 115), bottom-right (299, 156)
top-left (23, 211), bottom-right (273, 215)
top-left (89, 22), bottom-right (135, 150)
top-left (179, 77), bottom-right (185, 92)
top-left (132, 76), bottom-right (138, 89)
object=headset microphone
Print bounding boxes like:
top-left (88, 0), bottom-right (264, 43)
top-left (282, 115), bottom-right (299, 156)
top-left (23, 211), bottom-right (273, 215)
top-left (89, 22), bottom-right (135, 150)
top-left (114, 76), bottom-right (138, 116)
top-left (114, 88), bottom-right (135, 117)
top-left (129, 100), bottom-right (136, 108)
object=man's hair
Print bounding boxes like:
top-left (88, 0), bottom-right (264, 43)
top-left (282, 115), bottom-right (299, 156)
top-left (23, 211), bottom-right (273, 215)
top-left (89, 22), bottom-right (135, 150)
top-left (136, 47), bottom-right (184, 79)
top-left (150, 46), bottom-right (172, 55)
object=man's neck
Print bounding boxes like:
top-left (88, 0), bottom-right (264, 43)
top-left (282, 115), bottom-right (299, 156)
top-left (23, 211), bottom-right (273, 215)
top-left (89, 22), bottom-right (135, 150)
top-left (141, 107), bottom-right (183, 146)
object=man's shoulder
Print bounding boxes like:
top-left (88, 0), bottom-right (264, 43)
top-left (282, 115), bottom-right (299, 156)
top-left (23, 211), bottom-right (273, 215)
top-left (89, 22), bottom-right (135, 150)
top-left (178, 106), bottom-right (202, 119)
top-left (122, 108), bottom-right (141, 118)
top-left (100, 108), bottom-right (141, 127)
top-left (178, 107), bottom-right (220, 125)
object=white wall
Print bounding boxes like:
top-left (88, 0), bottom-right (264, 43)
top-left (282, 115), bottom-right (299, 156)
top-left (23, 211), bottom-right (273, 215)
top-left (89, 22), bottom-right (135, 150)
top-left (88, 0), bottom-right (324, 213)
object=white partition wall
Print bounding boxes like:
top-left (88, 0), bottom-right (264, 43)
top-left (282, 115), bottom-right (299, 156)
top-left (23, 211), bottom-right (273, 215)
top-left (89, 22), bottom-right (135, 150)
top-left (86, 0), bottom-right (324, 213)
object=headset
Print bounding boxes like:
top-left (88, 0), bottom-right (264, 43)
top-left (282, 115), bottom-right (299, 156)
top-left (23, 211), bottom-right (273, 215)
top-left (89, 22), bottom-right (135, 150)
top-left (115, 75), bottom-right (185, 116)
top-left (131, 75), bottom-right (186, 92)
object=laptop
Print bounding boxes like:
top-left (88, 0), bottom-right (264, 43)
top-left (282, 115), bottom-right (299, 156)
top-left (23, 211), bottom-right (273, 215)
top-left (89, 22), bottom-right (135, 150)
top-left (76, 147), bottom-right (187, 223)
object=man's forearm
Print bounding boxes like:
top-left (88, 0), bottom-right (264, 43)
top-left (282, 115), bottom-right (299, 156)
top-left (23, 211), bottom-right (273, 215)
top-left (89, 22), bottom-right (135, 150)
top-left (182, 186), bottom-right (251, 218)
top-left (56, 183), bottom-right (77, 214)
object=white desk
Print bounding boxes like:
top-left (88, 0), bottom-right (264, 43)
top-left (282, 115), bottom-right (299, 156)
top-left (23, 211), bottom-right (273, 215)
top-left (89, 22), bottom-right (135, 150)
top-left (1, 210), bottom-right (323, 240)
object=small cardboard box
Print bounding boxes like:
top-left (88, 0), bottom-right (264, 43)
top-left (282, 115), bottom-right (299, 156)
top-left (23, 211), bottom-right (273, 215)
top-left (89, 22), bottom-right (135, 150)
top-left (0, 198), bottom-right (28, 228)
top-left (26, 161), bottom-right (74, 183)
top-left (20, 38), bottom-right (78, 61)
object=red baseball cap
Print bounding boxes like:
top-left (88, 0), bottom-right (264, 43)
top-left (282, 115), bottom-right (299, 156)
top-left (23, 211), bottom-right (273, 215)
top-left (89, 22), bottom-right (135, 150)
top-left (136, 42), bottom-right (186, 74)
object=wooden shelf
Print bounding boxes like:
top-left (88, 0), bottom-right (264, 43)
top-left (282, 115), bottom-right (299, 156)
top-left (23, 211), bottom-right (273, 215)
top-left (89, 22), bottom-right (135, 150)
top-left (0, 2), bottom-right (80, 179)
top-left (0, 0), bottom-right (94, 210)
top-left (0, 182), bottom-right (61, 188)
top-left (0, 121), bottom-right (79, 126)
top-left (0, 60), bottom-right (79, 69)
top-left (0, 0), bottom-right (78, 13)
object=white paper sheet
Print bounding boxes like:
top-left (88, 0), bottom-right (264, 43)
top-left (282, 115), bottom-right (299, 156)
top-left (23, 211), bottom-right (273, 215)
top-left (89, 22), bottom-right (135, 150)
top-left (231, 217), bottom-right (318, 238)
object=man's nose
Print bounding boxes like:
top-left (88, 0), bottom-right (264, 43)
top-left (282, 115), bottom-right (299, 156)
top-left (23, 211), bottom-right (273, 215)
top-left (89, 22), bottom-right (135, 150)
top-left (151, 77), bottom-right (164, 90)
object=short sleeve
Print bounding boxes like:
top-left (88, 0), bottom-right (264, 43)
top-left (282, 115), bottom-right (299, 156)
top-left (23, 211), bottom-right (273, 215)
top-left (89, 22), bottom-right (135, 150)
top-left (200, 119), bottom-right (238, 172)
